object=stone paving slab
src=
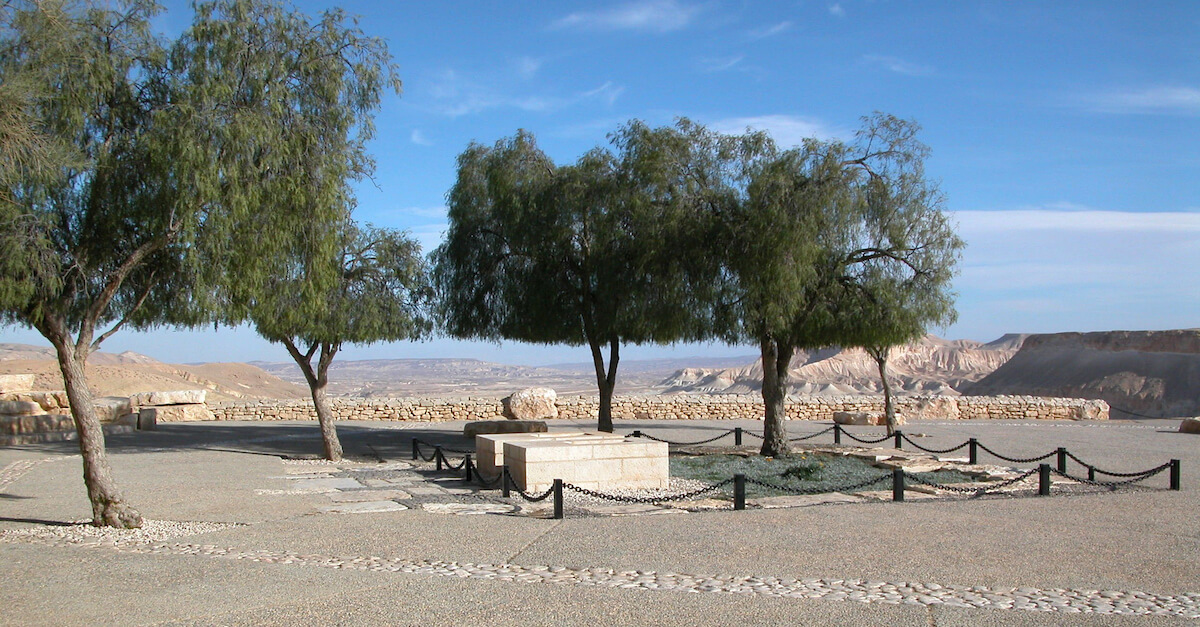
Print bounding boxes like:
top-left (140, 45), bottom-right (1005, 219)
top-left (318, 501), bottom-right (408, 514)
top-left (289, 477), bottom-right (364, 492)
top-left (326, 489), bottom-right (411, 502)
top-left (751, 492), bottom-right (863, 508)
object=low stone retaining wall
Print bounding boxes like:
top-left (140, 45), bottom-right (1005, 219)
top-left (210, 394), bottom-right (1109, 423)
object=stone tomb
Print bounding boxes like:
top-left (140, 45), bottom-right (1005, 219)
top-left (478, 431), bottom-right (668, 493)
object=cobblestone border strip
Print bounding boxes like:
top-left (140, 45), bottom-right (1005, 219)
top-left (2, 525), bottom-right (1197, 618)
top-left (0, 455), bottom-right (72, 491)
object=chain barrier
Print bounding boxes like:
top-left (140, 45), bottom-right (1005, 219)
top-left (1050, 464), bottom-right (1172, 488)
top-left (413, 439), bottom-right (473, 455)
top-left (790, 427), bottom-right (835, 442)
top-left (1062, 450), bottom-right (1168, 478)
top-left (840, 431), bottom-right (893, 445)
top-left (633, 431), bottom-right (735, 446)
top-left (470, 465), bottom-right (504, 489)
top-left (502, 468), bottom-right (556, 502)
top-left (975, 442), bottom-right (1056, 464)
top-left (562, 478), bottom-right (734, 504)
top-left (906, 468), bottom-right (1039, 495)
top-left (436, 449), bottom-right (468, 471)
top-left (1108, 405), bottom-right (1165, 419)
top-left (744, 473), bottom-right (892, 496)
top-left (899, 434), bottom-right (969, 455)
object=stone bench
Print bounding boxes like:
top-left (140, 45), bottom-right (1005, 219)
top-left (495, 432), bottom-right (669, 493)
top-left (474, 431), bottom-right (624, 477)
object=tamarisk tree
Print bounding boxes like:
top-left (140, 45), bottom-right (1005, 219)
top-left (718, 114), bottom-right (961, 456)
top-left (252, 225), bottom-right (430, 461)
top-left (0, 0), bottom-right (399, 526)
top-left (434, 123), bottom-right (717, 432)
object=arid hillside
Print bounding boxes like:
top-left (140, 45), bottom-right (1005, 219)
top-left (963, 330), bottom-right (1200, 418)
top-left (659, 335), bottom-right (1026, 396)
top-left (0, 344), bottom-right (307, 402)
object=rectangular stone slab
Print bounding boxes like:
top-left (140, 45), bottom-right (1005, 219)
top-left (475, 431), bottom-right (625, 476)
top-left (504, 437), bottom-right (668, 493)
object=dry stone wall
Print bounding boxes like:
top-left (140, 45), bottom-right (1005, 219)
top-left (210, 394), bottom-right (1108, 423)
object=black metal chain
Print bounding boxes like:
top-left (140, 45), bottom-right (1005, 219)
top-left (744, 473), bottom-right (892, 496)
top-left (470, 466), bottom-right (504, 488)
top-left (413, 438), bottom-right (473, 455)
top-left (1051, 464), bottom-right (1171, 487)
top-left (1063, 451), bottom-right (1168, 478)
top-left (437, 450), bottom-right (468, 471)
top-left (907, 468), bottom-right (1039, 495)
top-left (790, 427), bottom-right (835, 442)
top-left (899, 434), bottom-right (969, 455)
top-left (975, 442), bottom-right (1057, 464)
top-left (634, 431), bottom-right (735, 446)
top-left (562, 479), bottom-right (734, 504)
top-left (840, 431), bottom-right (893, 445)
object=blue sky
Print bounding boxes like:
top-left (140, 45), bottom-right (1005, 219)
top-left (3, 0), bottom-right (1199, 365)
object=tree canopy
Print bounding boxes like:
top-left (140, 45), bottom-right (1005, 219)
top-left (0, 0), bottom-right (402, 525)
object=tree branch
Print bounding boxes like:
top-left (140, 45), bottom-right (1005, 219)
top-left (89, 270), bottom-right (156, 353)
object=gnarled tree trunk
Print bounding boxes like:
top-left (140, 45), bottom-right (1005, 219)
top-left (45, 323), bottom-right (142, 528)
top-left (759, 336), bottom-right (793, 457)
top-left (590, 338), bottom-right (619, 433)
top-left (284, 339), bottom-right (343, 461)
top-left (868, 345), bottom-right (897, 436)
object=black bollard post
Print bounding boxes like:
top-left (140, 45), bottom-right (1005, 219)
top-left (553, 479), bottom-right (564, 520)
top-left (834, 423), bottom-right (842, 445)
top-left (734, 427), bottom-right (743, 446)
top-left (892, 468), bottom-right (905, 502)
top-left (734, 474), bottom-right (746, 511)
top-left (631, 430), bottom-right (642, 438)
top-left (968, 438), bottom-right (978, 465)
top-left (501, 465), bottom-right (511, 497)
top-left (894, 431), bottom-right (903, 450)
top-left (411, 438), bottom-right (419, 461)
top-left (435, 446), bottom-right (443, 471)
top-left (1038, 464), bottom-right (1051, 496)
top-left (1088, 466), bottom-right (1096, 482)
top-left (1057, 447), bottom-right (1067, 473)
top-left (1171, 459), bottom-right (1181, 491)
top-left (464, 455), bottom-right (473, 484)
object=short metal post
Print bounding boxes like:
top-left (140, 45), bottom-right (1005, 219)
top-left (892, 468), bottom-right (905, 502)
top-left (968, 438), bottom-right (978, 465)
top-left (553, 479), bottom-right (564, 519)
top-left (1057, 447), bottom-right (1067, 473)
top-left (631, 430), bottom-right (642, 438)
top-left (734, 427), bottom-right (743, 446)
top-left (501, 465), bottom-right (511, 497)
top-left (1038, 464), bottom-right (1051, 496)
top-left (411, 438), bottom-right (418, 461)
top-left (894, 431), bottom-right (903, 450)
top-left (435, 446), bottom-right (443, 471)
top-left (734, 474), bottom-right (746, 510)
top-left (1171, 459), bottom-right (1181, 490)
top-left (833, 423), bottom-right (842, 445)
top-left (464, 455), bottom-right (473, 484)
top-left (1088, 466), bottom-right (1096, 482)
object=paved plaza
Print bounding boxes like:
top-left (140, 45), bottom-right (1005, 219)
top-left (1, 417), bottom-right (1198, 625)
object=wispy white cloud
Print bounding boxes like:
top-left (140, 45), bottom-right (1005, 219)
top-left (708, 114), bottom-right (841, 146)
top-left (747, 21), bottom-right (791, 40)
top-left (699, 54), bottom-right (745, 72)
top-left (551, 0), bottom-right (702, 33)
top-left (410, 129), bottom-right (433, 146)
top-left (953, 208), bottom-right (1200, 233)
top-left (1083, 86), bottom-right (1200, 115)
top-left (515, 56), bottom-right (542, 80)
top-left (828, 3), bottom-right (845, 17)
top-left (427, 69), bottom-right (624, 117)
top-left (402, 206), bottom-right (448, 220)
top-left (862, 54), bottom-right (934, 77)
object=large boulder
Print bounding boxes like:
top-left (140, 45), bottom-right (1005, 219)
top-left (501, 388), bottom-right (558, 420)
top-left (1180, 418), bottom-right (1200, 434)
top-left (464, 420), bottom-right (548, 439)
top-left (0, 400), bottom-right (41, 416)
top-left (139, 404), bottom-right (215, 423)
top-left (0, 374), bottom-right (36, 393)
top-left (832, 411), bottom-right (905, 427)
top-left (130, 389), bottom-right (207, 407)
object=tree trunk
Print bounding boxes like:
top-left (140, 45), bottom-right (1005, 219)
top-left (759, 336), bottom-right (793, 457)
top-left (284, 339), bottom-right (343, 461)
top-left (48, 331), bottom-right (142, 528)
top-left (590, 338), bottom-right (619, 433)
top-left (872, 347), bottom-right (897, 436)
